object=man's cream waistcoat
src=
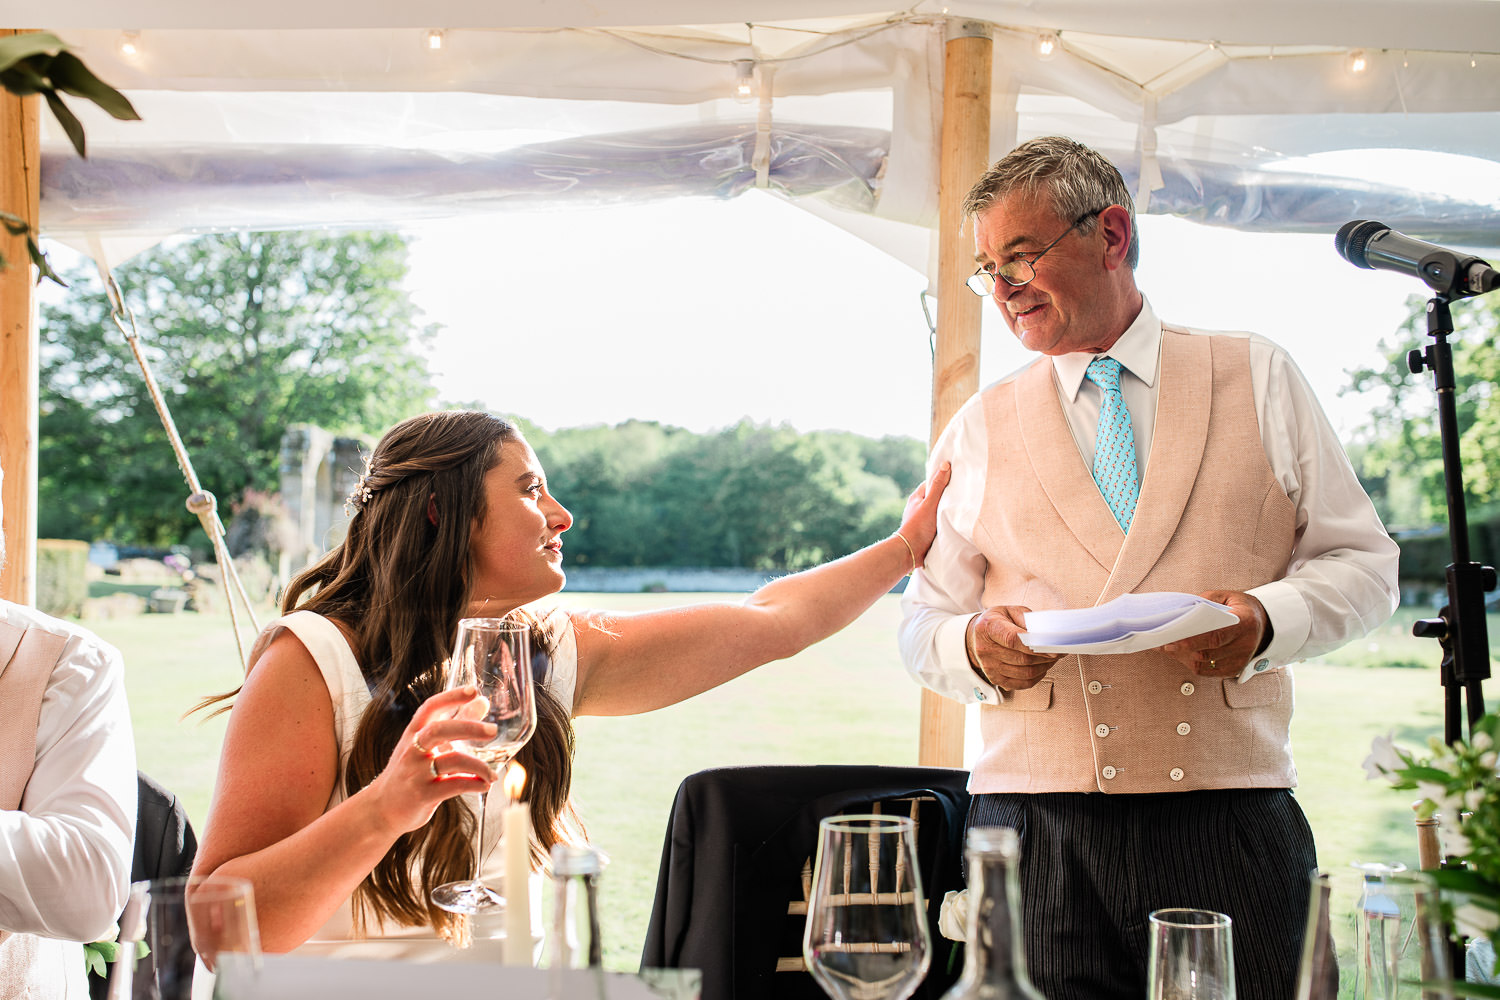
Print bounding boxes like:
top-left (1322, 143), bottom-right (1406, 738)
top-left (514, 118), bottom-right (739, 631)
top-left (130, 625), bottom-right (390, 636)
top-left (969, 328), bottom-right (1298, 795)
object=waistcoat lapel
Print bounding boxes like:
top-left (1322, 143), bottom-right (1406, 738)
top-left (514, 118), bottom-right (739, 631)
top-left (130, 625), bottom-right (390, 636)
top-left (1015, 359), bottom-right (1123, 574)
top-left (1099, 329), bottom-right (1211, 602)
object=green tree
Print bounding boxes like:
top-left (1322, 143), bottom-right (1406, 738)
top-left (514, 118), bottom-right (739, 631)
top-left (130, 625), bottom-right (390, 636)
top-left (40, 230), bottom-right (438, 545)
top-left (1345, 293), bottom-right (1500, 530)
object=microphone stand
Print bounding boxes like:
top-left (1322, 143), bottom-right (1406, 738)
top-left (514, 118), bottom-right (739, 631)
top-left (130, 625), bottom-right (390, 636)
top-left (1406, 293), bottom-right (1494, 743)
top-left (1406, 292), bottom-right (1496, 985)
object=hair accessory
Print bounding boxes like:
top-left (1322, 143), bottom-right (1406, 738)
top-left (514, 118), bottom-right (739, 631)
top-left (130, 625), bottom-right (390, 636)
top-left (344, 475), bottom-right (377, 515)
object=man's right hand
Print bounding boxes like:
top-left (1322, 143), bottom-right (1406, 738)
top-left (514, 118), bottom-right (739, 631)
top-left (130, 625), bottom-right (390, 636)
top-left (967, 606), bottom-right (1064, 691)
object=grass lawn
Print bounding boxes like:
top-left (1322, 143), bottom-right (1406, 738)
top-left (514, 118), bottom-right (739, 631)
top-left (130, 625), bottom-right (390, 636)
top-left (97, 596), bottom-right (1491, 971)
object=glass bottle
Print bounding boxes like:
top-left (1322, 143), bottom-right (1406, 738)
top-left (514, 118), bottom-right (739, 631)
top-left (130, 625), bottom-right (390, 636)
top-left (545, 843), bottom-right (606, 997)
top-left (941, 826), bottom-right (1047, 999)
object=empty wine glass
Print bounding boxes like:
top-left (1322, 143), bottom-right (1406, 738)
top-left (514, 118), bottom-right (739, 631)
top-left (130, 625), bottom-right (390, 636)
top-left (1148, 908), bottom-right (1235, 1000)
top-left (108, 875), bottom-right (259, 1000)
top-left (429, 617), bottom-right (537, 915)
top-left (803, 814), bottom-right (931, 1000)
top-left (1295, 864), bottom-right (1453, 1000)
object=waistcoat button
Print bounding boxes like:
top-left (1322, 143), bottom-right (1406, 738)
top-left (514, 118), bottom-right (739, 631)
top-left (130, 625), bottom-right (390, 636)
top-left (1087, 680), bottom-right (1103, 695)
top-left (1095, 723), bottom-right (1110, 738)
top-left (1169, 767), bottom-right (1185, 782)
top-left (1180, 681), bottom-right (1196, 696)
top-left (1176, 722), bottom-right (1191, 736)
top-left (1101, 766), bottom-right (1117, 779)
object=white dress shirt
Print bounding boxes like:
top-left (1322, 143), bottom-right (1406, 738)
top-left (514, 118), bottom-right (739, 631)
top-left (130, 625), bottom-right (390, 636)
top-left (0, 601), bottom-right (136, 988)
top-left (900, 298), bottom-right (1401, 703)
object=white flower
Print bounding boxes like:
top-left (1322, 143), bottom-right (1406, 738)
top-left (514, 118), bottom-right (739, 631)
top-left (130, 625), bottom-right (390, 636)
top-left (938, 889), bottom-right (969, 942)
top-left (1440, 817), bottom-right (1473, 858)
top-left (1362, 732), bottom-right (1406, 782)
top-left (1474, 732), bottom-right (1494, 753)
top-left (1481, 751), bottom-right (1498, 771)
top-left (1455, 901), bottom-right (1500, 939)
top-left (1468, 789), bottom-right (1487, 812)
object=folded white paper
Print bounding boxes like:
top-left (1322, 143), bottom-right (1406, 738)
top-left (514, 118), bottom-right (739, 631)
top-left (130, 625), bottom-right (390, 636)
top-left (1019, 592), bottom-right (1237, 655)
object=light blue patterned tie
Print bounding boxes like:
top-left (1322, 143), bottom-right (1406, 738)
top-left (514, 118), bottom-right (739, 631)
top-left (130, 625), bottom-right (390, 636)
top-left (1084, 356), bottom-right (1139, 533)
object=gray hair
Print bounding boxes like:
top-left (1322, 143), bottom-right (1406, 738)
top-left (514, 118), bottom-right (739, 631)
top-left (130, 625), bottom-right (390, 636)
top-left (963, 136), bottom-right (1139, 269)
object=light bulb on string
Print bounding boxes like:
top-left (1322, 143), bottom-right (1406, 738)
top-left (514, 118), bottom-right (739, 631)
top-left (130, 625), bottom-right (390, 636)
top-left (1034, 32), bottom-right (1058, 60)
top-left (1347, 49), bottom-right (1368, 74)
top-left (733, 59), bottom-right (756, 103)
top-left (118, 31), bottom-right (141, 58)
top-left (425, 29), bottom-right (445, 52)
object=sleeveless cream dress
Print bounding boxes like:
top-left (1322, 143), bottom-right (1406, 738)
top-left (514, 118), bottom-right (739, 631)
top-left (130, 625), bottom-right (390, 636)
top-left (246, 609), bottom-right (578, 962)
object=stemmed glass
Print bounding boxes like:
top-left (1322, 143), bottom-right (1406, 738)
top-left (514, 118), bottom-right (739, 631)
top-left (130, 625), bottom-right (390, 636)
top-left (1147, 908), bottom-right (1236, 1000)
top-left (429, 617), bottom-right (537, 915)
top-left (803, 814), bottom-right (931, 1000)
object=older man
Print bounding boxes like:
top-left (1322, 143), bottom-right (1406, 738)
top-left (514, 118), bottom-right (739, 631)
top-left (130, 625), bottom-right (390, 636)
top-left (0, 467), bottom-right (136, 998)
top-left (899, 136), bottom-right (1399, 999)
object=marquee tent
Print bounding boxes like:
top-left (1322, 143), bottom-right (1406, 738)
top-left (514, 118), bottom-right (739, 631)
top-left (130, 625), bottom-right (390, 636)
top-left (4, 1), bottom-right (1499, 762)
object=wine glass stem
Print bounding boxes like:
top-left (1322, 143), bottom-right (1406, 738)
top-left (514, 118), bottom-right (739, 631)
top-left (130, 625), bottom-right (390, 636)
top-left (475, 790), bottom-right (487, 885)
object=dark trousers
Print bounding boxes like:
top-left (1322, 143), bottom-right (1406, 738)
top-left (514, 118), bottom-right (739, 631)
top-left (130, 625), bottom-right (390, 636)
top-left (968, 788), bottom-right (1317, 1000)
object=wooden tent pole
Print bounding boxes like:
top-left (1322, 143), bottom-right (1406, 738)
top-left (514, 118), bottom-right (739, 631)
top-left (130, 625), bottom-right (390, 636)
top-left (0, 28), bottom-right (40, 606)
top-left (919, 21), bottom-right (992, 769)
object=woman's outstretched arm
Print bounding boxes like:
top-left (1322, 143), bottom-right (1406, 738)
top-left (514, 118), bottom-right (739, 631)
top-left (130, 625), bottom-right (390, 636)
top-left (571, 463), bottom-right (950, 716)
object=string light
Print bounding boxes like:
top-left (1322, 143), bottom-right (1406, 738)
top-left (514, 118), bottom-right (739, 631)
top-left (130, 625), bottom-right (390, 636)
top-left (1347, 49), bottom-right (1368, 74)
top-left (733, 59), bottom-right (756, 102)
top-left (425, 29), bottom-right (445, 52)
top-left (118, 31), bottom-right (141, 58)
top-left (1471, 53), bottom-right (1478, 69)
top-left (1034, 32), bottom-right (1058, 60)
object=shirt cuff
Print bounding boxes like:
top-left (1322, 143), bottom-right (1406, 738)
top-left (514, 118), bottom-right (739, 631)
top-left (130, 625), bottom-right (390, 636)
top-left (941, 613), bottom-right (1007, 704)
top-left (1237, 580), bottom-right (1310, 683)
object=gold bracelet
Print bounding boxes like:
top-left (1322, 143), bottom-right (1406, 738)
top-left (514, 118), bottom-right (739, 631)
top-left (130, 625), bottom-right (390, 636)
top-left (893, 532), bottom-right (917, 576)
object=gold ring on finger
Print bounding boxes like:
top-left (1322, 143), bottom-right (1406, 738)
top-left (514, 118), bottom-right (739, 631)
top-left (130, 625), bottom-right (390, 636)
top-left (412, 734), bottom-right (432, 756)
top-left (429, 757), bottom-right (440, 781)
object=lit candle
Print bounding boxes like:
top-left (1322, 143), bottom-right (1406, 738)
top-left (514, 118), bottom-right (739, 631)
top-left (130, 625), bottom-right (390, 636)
top-left (502, 763), bottom-right (532, 965)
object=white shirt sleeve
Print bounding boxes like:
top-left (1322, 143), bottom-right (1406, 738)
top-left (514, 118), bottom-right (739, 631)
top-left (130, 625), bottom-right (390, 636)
top-left (1243, 337), bottom-right (1402, 670)
top-left (898, 394), bottom-right (1006, 705)
top-left (0, 620), bottom-right (137, 943)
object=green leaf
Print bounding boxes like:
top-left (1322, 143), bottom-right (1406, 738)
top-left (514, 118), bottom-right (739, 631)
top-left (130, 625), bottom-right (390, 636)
top-left (27, 235), bottom-right (68, 287)
top-left (47, 51), bottom-right (140, 122)
top-left (1447, 980), bottom-right (1500, 999)
top-left (43, 90), bottom-right (86, 157)
top-left (0, 32), bottom-right (66, 75)
top-left (0, 210), bottom-right (27, 236)
top-left (0, 60), bottom-right (50, 97)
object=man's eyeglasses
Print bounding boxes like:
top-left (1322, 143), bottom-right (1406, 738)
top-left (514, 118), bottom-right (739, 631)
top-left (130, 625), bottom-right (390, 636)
top-left (966, 209), bottom-right (1103, 296)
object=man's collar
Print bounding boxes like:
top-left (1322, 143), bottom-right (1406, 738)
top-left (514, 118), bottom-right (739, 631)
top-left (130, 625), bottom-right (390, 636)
top-left (1053, 298), bottom-right (1161, 401)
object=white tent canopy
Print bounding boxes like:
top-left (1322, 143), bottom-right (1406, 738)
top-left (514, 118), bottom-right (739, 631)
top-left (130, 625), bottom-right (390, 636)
top-left (29, 2), bottom-right (1500, 272)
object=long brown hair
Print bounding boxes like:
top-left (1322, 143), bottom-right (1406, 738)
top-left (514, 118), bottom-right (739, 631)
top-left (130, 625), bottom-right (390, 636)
top-left (208, 410), bottom-right (579, 941)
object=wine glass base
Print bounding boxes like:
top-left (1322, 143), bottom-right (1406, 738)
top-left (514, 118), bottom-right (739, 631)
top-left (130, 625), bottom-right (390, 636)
top-left (430, 880), bottom-right (507, 916)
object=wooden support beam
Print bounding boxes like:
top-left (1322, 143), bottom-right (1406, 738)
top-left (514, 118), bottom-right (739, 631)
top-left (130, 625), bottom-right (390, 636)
top-left (918, 22), bottom-right (992, 769)
top-left (0, 28), bottom-right (40, 606)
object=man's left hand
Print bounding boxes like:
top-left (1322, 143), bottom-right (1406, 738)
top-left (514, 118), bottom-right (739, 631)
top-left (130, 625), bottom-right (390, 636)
top-left (1159, 590), bottom-right (1268, 677)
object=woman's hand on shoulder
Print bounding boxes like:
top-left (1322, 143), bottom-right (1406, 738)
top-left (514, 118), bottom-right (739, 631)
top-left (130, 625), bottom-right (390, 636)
top-left (363, 686), bottom-right (501, 839)
top-left (897, 462), bottom-right (951, 568)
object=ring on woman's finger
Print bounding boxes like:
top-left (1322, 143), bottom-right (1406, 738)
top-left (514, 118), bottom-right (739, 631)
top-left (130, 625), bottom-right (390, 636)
top-left (429, 757), bottom-right (440, 781)
top-left (412, 734), bottom-right (432, 757)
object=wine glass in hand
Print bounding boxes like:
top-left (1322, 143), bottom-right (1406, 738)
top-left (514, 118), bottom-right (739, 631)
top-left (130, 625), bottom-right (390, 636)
top-left (804, 815), bottom-right (932, 1000)
top-left (430, 618), bottom-right (537, 915)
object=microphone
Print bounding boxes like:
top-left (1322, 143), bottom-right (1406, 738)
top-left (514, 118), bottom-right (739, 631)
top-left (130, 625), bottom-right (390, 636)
top-left (1335, 220), bottom-right (1500, 298)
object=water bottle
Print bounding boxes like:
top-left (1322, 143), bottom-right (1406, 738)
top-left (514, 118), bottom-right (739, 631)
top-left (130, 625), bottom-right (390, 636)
top-left (546, 843), bottom-right (606, 999)
top-left (941, 826), bottom-right (1047, 999)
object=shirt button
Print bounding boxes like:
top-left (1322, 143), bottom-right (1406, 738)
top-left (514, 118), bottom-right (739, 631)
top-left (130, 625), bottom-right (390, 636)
top-left (1095, 723), bottom-right (1111, 738)
top-left (1087, 680), bottom-right (1103, 694)
top-left (1253, 659), bottom-right (1270, 672)
top-left (1170, 767), bottom-right (1185, 782)
top-left (974, 687), bottom-right (988, 702)
top-left (1180, 682), bottom-right (1196, 696)
top-left (1102, 766), bottom-right (1117, 780)
top-left (1176, 722), bottom-right (1191, 736)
